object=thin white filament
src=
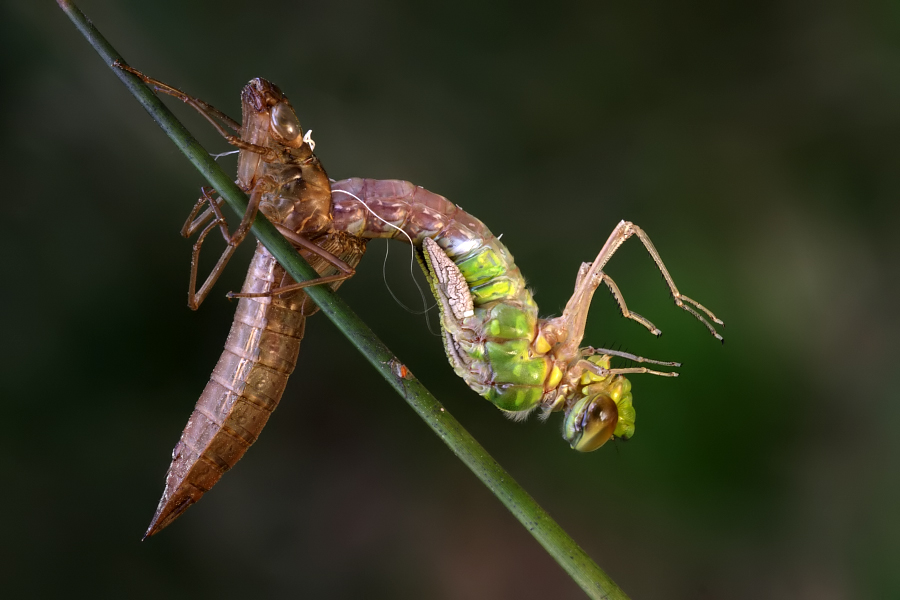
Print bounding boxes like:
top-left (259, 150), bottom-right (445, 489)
top-left (331, 189), bottom-right (435, 319)
top-left (302, 130), bottom-right (315, 152)
top-left (210, 150), bottom-right (240, 160)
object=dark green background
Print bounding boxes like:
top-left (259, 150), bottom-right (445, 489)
top-left (3, 1), bottom-right (898, 598)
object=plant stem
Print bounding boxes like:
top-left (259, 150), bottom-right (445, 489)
top-left (58, 2), bottom-right (630, 598)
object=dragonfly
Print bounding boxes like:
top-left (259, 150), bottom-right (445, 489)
top-left (326, 179), bottom-right (723, 450)
top-left (122, 65), bottom-right (723, 538)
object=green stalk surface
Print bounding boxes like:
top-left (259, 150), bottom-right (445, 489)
top-left (58, 2), bottom-right (630, 598)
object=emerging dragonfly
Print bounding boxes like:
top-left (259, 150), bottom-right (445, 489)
top-left (327, 179), bottom-right (723, 450)
top-left (122, 66), bottom-right (723, 538)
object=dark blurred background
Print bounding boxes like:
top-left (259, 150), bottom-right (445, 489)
top-left (2, 1), bottom-right (898, 598)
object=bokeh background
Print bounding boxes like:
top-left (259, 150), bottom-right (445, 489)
top-left (2, 1), bottom-right (898, 598)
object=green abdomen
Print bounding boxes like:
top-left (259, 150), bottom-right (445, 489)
top-left (449, 240), bottom-right (550, 412)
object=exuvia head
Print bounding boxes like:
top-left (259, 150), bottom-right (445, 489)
top-left (241, 78), bottom-right (304, 147)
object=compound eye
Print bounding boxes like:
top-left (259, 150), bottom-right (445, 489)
top-left (270, 102), bottom-right (301, 142)
top-left (563, 394), bottom-right (618, 452)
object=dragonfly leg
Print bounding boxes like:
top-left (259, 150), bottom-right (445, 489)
top-left (625, 223), bottom-right (724, 340)
top-left (115, 62), bottom-right (277, 161)
top-left (114, 62), bottom-right (240, 136)
top-left (577, 358), bottom-right (678, 379)
top-left (186, 216), bottom-right (238, 310)
top-left (570, 221), bottom-right (723, 342)
top-left (584, 347), bottom-right (680, 367)
top-left (542, 220), bottom-right (723, 358)
top-left (226, 224), bottom-right (356, 299)
top-left (598, 272), bottom-right (661, 336)
top-left (564, 262), bottom-right (660, 334)
top-left (181, 187), bottom-right (225, 238)
top-left (184, 180), bottom-right (268, 309)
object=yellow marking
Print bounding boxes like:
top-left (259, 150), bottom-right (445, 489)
top-left (546, 365), bottom-right (563, 389)
top-left (534, 333), bottom-right (551, 355)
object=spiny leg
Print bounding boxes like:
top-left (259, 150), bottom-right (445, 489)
top-left (181, 187), bottom-right (225, 238)
top-left (579, 220), bottom-right (724, 341)
top-left (628, 223), bottom-right (723, 338)
top-left (599, 272), bottom-right (661, 336)
top-left (584, 347), bottom-right (680, 367)
top-left (227, 272), bottom-right (353, 299)
top-left (185, 180), bottom-right (267, 309)
top-left (115, 62), bottom-right (240, 135)
top-left (187, 218), bottom-right (237, 310)
top-left (569, 261), bottom-right (661, 335)
top-left (227, 224), bottom-right (356, 299)
top-left (187, 180), bottom-right (354, 304)
top-left (577, 359), bottom-right (678, 379)
top-left (115, 62), bottom-right (277, 161)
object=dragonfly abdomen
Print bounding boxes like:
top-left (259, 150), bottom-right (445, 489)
top-left (331, 178), bottom-right (555, 414)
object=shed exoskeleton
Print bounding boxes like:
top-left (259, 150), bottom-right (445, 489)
top-left (116, 65), bottom-right (367, 538)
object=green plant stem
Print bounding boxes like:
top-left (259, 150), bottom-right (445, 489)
top-left (58, 2), bottom-right (630, 598)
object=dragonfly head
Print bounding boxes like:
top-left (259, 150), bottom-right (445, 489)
top-left (562, 356), bottom-right (635, 452)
